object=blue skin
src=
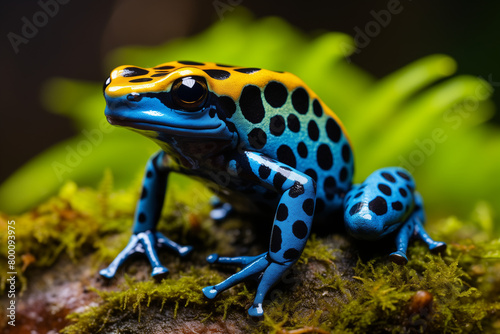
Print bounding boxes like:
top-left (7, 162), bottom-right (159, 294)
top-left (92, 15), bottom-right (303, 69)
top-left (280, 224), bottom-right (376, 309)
top-left (100, 71), bottom-right (446, 317)
top-left (343, 168), bottom-right (445, 264)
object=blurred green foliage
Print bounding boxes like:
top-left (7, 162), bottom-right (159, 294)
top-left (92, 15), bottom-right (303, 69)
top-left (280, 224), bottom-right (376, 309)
top-left (1, 9), bottom-right (499, 228)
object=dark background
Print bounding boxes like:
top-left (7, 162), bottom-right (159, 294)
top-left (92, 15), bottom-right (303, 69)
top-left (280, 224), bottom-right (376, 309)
top-left (1, 0), bottom-right (499, 183)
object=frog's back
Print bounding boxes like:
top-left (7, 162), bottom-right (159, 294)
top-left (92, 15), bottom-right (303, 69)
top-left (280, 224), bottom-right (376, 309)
top-left (185, 61), bottom-right (354, 215)
top-left (108, 61), bottom-right (354, 215)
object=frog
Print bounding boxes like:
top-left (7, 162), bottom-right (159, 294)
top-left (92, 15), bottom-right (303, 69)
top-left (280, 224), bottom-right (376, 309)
top-left (100, 60), bottom-right (446, 317)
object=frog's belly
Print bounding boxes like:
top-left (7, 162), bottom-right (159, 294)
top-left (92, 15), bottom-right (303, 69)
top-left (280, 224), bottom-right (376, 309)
top-left (201, 178), bottom-right (279, 214)
top-left (197, 176), bottom-right (343, 220)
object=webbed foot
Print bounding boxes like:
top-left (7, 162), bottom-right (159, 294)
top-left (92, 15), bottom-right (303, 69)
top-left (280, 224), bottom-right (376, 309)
top-left (202, 252), bottom-right (289, 317)
top-left (99, 230), bottom-right (193, 279)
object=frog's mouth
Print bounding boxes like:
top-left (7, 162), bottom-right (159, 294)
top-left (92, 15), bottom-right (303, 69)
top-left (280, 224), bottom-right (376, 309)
top-left (106, 116), bottom-right (229, 138)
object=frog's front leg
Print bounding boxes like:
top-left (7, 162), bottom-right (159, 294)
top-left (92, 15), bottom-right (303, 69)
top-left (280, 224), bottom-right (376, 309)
top-left (99, 151), bottom-right (193, 279)
top-left (343, 167), bottom-right (446, 263)
top-left (203, 151), bottom-right (316, 317)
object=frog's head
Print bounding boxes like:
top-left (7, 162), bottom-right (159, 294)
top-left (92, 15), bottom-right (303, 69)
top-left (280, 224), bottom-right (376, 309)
top-left (103, 61), bottom-right (239, 155)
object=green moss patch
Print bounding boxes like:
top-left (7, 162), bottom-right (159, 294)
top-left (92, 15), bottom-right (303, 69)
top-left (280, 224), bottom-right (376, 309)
top-left (1, 173), bottom-right (499, 333)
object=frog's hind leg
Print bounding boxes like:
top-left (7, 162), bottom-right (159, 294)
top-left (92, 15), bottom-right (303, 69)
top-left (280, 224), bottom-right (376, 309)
top-left (390, 193), bottom-right (446, 264)
top-left (389, 212), bottom-right (416, 265)
top-left (411, 193), bottom-right (447, 253)
top-left (343, 167), bottom-right (446, 263)
top-left (343, 167), bottom-right (416, 241)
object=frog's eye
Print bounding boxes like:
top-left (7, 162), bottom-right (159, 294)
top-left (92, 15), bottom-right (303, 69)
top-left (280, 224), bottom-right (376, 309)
top-left (171, 76), bottom-right (208, 111)
top-left (127, 92), bottom-right (142, 102)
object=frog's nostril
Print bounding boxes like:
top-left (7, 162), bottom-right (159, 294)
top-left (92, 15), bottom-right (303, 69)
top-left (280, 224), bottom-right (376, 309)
top-left (127, 92), bottom-right (142, 102)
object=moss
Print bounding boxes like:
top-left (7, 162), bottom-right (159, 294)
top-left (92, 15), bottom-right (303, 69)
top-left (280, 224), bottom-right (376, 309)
top-left (252, 239), bottom-right (500, 334)
top-left (298, 234), bottom-right (337, 266)
top-left (2, 174), bottom-right (499, 333)
top-left (62, 268), bottom-right (254, 334)
top-left (0, 171), bottom-right (136, 293)
top-left (248, 204), bottom-right (500, 333)
top-left (0, 170), bottom-right (223, 294)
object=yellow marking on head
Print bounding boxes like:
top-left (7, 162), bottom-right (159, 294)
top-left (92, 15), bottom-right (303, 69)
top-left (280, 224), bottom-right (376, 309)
top-left (104, 61), bottom-right (350, 142)
top-left (105, 61), bottom-right (307, 100)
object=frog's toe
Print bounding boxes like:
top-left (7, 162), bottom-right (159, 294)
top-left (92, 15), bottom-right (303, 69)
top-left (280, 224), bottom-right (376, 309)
top-left (248, 303), bottom-right (264, 318)
top-left (99, 268), bottom-right (115, 279)
top-left (389, 251), bottom-right (408, 265)
top-left (202, 286), bottom-right (219, 299)
top-left (178, 245), bottom-right (193, 257)
top-left (206, 253), bottom-right (219, 264)
top-left (151, 266), bottom-right (169, 278)
top-left (203, 255), bottom-right (270, 298)
top-left (99, 234), bottom-right (142, 279)
top-left (206, 253), bottom-right (265, 266)
top-left (429, 241), bottom-right (447, 254)
top-left (155, 231), bottom-right (193, 257)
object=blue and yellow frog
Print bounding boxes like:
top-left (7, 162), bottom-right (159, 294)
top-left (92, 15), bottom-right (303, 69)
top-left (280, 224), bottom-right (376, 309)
top-left (100, 61), bottom-right (446, 316)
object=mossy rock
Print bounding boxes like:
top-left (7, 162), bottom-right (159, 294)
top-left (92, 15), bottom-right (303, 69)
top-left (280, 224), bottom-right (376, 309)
top-left (1, 174), bottom-right (499, 333)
